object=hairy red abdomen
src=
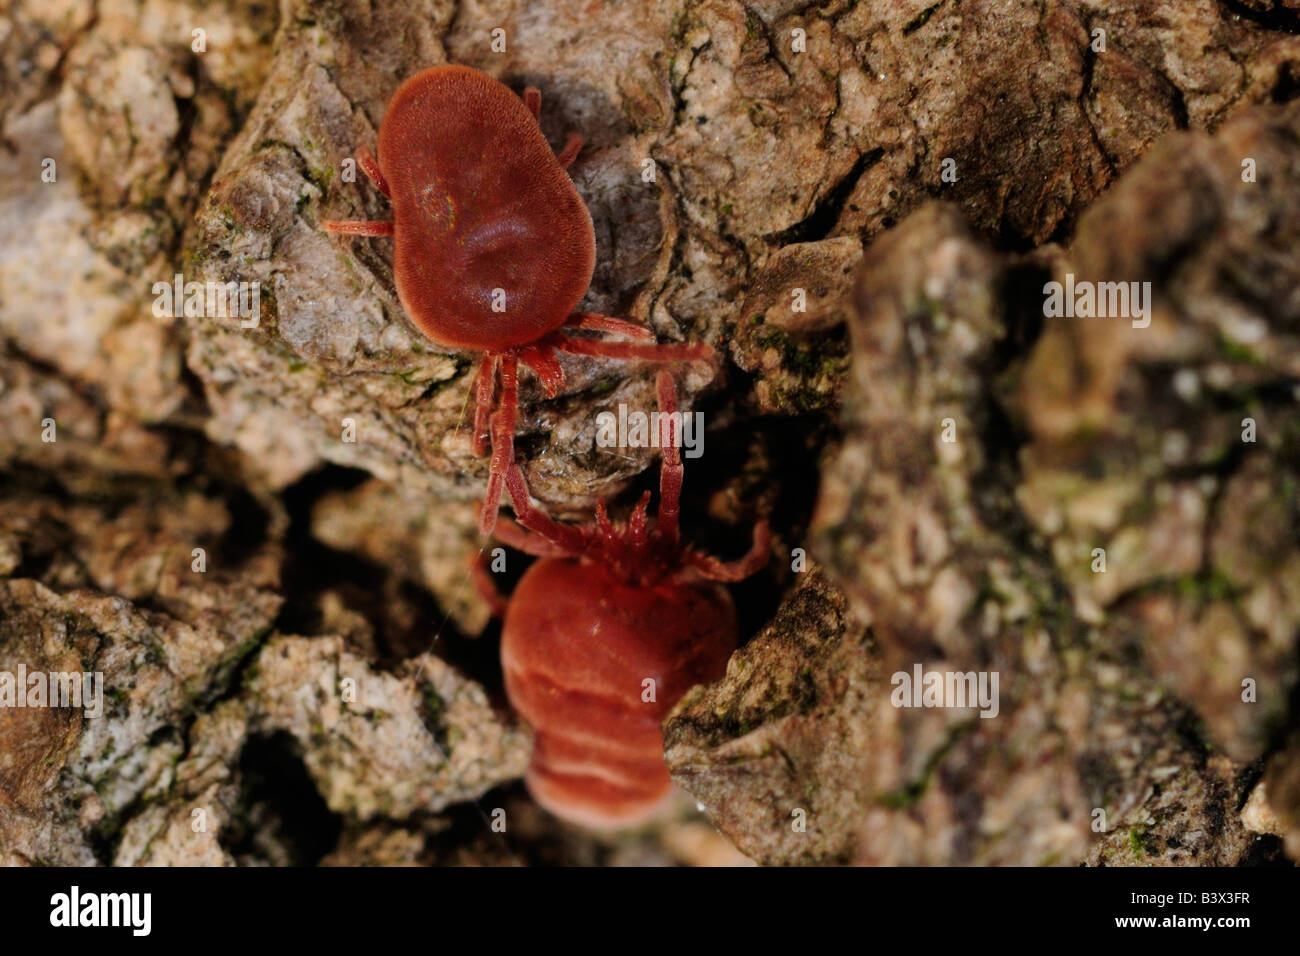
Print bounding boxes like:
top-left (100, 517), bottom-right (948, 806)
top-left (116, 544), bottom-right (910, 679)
top-left (501, 557), bottom-right (738, 829)
top-left (377, 65), bottom-right (596, 350)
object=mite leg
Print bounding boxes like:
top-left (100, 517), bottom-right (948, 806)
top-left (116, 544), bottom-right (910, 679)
top-left (547, 332), bottom-right (718, 369)
top-left (520, 86), bottom-right (581, 168)
top-left (492, 514), bottom-right (572, 558)
top-left (480, 355), bottom-right (519, 536)
top-left (564, 312), bottom-right (655, 340)
top-left (594, 499), bottom-right (619, 548)
top-left (321, 220), bottom-right (394, 236)
top-left (655, 370), bottom-right (682, 549)
top-left (516, 345), bottom-right (566, 399)
top-left (556, 132), bottom-right (582, 169)
top-left (624, 493), bottom-right (652, 553)
top-left (683, 522), bottom-right (772, 582)
top-left (469, 549), bottom-right (509, 619)
top-left (472, 354), bottom-right (499, 458)
top-left (502, 464), bottom-right (588, 555)
top-left (356, 146), bottom-right (391, 198)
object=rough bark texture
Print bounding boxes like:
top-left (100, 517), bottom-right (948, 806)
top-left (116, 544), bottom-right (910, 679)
top-left (668, 102), bottom-right (1300, 865)
top-left (2, 0), bottom-right (1299, 865)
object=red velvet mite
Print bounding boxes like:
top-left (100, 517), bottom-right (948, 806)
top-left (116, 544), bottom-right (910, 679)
top-left (482, 370), bottom-right (770, 829)
top-left (322, 64), bottom-right (713, 534)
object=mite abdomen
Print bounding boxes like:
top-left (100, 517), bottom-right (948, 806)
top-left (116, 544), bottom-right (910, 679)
top-left (501, 557), bottom-right (737, 829)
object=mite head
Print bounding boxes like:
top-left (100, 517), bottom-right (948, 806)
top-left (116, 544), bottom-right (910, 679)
top-left (492, 370), bottom-right (771, 588)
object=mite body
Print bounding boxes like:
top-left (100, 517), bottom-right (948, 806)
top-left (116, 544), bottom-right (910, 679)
top-left (487, 371), bottom-right (770, 828)
top-left (323, 65), bottom-right (712, 535)
top-left (502, 559), bottom-right (738, 828)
